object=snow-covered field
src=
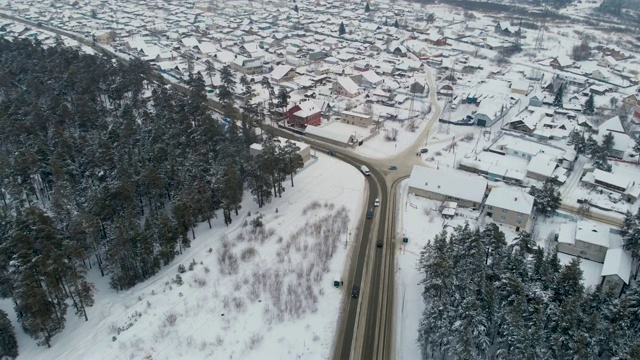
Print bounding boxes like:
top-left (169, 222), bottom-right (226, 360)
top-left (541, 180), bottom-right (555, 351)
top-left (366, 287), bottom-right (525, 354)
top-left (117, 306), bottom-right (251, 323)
top-left (1, 154), bottom-right (366, 360)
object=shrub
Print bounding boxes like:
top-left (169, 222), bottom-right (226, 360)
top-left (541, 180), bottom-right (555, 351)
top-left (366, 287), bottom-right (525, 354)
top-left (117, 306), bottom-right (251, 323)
top-left (177, 264), bottom-right (186, 274)
top-left (241, 246), bottom-right (257, 262)
top-left (193, 277), bottom-right (207, 288)
top-left (164, 312), bottom-right (178, 327)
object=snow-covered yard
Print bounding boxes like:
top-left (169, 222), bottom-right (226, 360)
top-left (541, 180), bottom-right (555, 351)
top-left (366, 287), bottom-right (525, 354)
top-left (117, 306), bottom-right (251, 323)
top-left (1, 154), bottom-right (366, 360)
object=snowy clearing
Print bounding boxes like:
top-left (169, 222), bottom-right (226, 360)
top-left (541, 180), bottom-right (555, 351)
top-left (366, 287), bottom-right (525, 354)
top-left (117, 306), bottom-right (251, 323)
top-left (1, 154), bottom-right (366, 360)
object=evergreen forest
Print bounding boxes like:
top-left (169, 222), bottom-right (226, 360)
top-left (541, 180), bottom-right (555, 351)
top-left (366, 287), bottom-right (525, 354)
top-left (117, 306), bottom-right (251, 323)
top-left (0, 39), bottom-right (303, 349)
top-left (418, 223), bottom-right (640, 360)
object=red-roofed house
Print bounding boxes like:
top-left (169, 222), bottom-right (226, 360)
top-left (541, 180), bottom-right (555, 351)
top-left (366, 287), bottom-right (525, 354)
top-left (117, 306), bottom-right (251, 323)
top-left (287, 102), bottom-right (321, 128)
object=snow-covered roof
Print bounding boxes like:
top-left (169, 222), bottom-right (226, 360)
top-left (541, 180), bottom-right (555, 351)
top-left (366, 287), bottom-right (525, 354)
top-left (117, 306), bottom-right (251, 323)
top-left (484, 187), bottom-right (534, 215)
top-left (293, 101), bottom-right (320, 118)
top-left (304, 124), bottom-right (352, 144)
top-left (341, 110), bottom-right (370, 119)
top-left (575, 220), bottom-right (611, 248)
top-left (360, 70), bottom-right (383, 84)
top-left (593, 169), bottom-right (630, 190)
top-left (181, 36), bottom-right (199, 47)
top-left (554, 55), bottom-right (573, 67)
top-left (599, 116), bottom-right (625, 133)
top-left (601, 248), bottom-right (632, 284)
top-left (408, 166), bottom-right (488, 204)
top-left (197, 42), bottom-right (218, 54)
top-left (526, 153), bottom-right (557, 177)
top-left (270, 65), bottom-right (294, 81)
top-left (557, 223), bottom-right (577, 245)
top-left (511, 80), bottom-right (529, 93)
top-left (336, 76), bottom-right (360, 95)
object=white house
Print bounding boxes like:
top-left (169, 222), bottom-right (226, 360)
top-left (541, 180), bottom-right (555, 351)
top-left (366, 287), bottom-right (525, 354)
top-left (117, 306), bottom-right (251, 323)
top-left (483, 187), bottom-right (534, 232)
top-left (360, 70), bottom-right (384, 88)
top-left (408, 166), bottom-right (488, 208)
top-left (270, 64), bottom-right (296, 82)
top-left (332, 77), bottom-right (360, 97)
top-left (557, 221), bottom-right (612, 263)
top-left (525, 153), bottom-right (558, 181)
top-left (597, 116), bottom-right (631, 159)
top-left (601, 248), bottom-right (632, 297)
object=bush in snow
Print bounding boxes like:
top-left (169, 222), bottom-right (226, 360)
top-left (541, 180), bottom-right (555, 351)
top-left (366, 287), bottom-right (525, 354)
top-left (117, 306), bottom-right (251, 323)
top-left (177, 264), bottom-right (186, 274)
top-left (164, 312), bottom-right (178, 327)
top-left (174, 274), bottom-right (183, 286)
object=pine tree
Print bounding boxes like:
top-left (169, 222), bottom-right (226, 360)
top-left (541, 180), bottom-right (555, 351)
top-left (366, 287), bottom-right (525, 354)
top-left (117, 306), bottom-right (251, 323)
top-left (0, 309), bottom-right (18, 358)
top-left (592, 146), bottom-right (612, 172)
top-left (602, 132), bottom-right (615, 154)
top-left (553, 83), bottom-right (564, 108)
top-left (204, 59), bottom-right (215, 88)
top-left (585, 134), bottom-right (599, 156)
top-left (294, 4), bottom-right (298, 12)
top-left (339, 22), bottom-right (346, 36)
top-left (281, 140), bottom-right (304, 187)
top-left (568, 130), bottom-right (586, 154)
top-left (276, 87), bottom-right (290, 120)
top-left (529, 179), bottom-right (561, 217)
top-left (394, 19), bottom-right (400, 28)
top-left (583, 93), bottom-right (595, 115)
top-left (364, 1), bottom-right (371, 12)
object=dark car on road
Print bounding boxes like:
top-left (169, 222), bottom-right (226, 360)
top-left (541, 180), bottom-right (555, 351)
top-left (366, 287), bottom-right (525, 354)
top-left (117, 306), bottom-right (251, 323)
top-left (420, 148), bottom-right (429, 154)
top-left (327, 150), bottom-right (336, 156)
top-left (388, 165), bottom-right (397, 170)
top-left (366, 208), bottom-right (374, 219)
top-left (377, 240), bottom-right (383, 248)
top-left (352, 285), bottom-right (360, 298)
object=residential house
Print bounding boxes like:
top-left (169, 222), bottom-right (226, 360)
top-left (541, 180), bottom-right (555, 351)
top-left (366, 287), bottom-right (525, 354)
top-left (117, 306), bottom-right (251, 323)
top-left (483, 187), bottom-right (534, 232)
top-left (180, 36), bottom-right (200, 49)
top-left (597, 116), bottom-right (631, 159)
top-left (591, 69), bottom-right (610, 81)
top-left (352, 70), bottom-right (384, 89)
top-left (341, 111), bottom-right (372, 128)
top-left (589, 85), bottom-right (608, 96)
top-left (408, 166), bottom-right (488, 208)
top-left (557, 221), bottom-right (612, 263)
top-left (230, 55), bottom-right (263, 75)
top-left (622, 94), bottom-right (638, 107)
top-left (495, 21), bottom-right (519, 36)
top-left (332, 77), bottom-right (360, 97)
top-left (475, 100), bottom-right (506, 127)
top-left (424, 32), bottom-right (447, 46)
top-left (550, 56), bottom-right (574, 70)
top-left (525, 153), bottom-right (557, 181)
top-left (305, 124), bottom-right (354, 147)
top-left (510, 80), bottom-right (529, 95)
top-left (505, 110), bottom-right (545, 134)
top-left (270, 64), bottom-right (296, 83)
top-left (458, 158), bottom-right (526, 185)
top-left (239, 42), bottom-right (263, 58)
top-left (601, 248), bottom-right (632, 297)
top-left (529, 94), bottom-right (543, 107)
top-left (585, 169), bottom-right (630, 193)
top-left (92, 30), bottom-right (114, 44)
top-left (287, 101), bottom-right (322, 128)
top-left (410, 80), bottom-right (427, 95)
top-left (598, 55), bottom-right (618, 69)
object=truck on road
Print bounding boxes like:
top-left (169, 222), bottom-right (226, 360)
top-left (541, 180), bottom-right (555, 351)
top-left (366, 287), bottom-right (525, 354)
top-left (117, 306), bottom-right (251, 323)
top-left (360, 165), bottom-right (371, 176)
